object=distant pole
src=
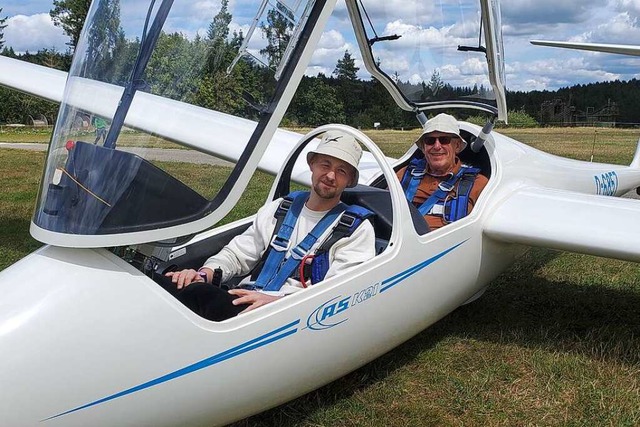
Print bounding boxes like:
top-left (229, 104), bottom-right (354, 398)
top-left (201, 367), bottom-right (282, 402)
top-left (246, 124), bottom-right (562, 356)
top-left (590, 129), bottom-right (597, 162)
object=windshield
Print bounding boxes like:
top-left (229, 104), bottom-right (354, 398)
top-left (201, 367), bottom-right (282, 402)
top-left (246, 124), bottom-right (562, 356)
top-left (349, 0), bottom-right (506, 118)
top-left (32, 0), bottom-right (328, 247)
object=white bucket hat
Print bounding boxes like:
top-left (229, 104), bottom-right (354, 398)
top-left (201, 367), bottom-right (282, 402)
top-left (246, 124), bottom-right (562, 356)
top-left (307, 131), bottom-right (362, 187)
top-left (416, 113), bottom-right (467, 153)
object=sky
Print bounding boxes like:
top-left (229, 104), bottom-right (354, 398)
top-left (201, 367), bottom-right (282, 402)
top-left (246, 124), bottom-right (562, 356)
top-left (1, 0), bottom-right (640, 93)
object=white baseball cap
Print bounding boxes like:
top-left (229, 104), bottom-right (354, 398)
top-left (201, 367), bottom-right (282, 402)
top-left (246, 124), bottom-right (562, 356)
top-left (307, 131), bottom-right (362, 187)
top-left (416, 113), bottom-right (467, 152)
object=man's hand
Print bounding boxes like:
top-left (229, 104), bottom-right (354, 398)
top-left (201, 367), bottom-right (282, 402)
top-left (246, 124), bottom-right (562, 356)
top-left (228, 289), bottom-right (282, 313)
top-left (165, 269), bottom-right (204, 289)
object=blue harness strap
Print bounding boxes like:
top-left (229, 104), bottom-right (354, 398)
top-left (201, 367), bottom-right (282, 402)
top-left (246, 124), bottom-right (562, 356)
top-left (253, 191), bottom-right (306, 289)
top-left (444, 172), bottom-right (477, 222)
top-left (415, 167), bottom-right (469, 216)
top-left (254, 192), bottom-right (347, 292)
top-left (308, 204), bottom-right (374, 284)
top-left (401, 158), bottom-right (426, 202)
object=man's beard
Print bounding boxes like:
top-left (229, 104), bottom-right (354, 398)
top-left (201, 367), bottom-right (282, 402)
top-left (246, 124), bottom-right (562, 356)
top-left (313, 181), bottom-right (338, 200)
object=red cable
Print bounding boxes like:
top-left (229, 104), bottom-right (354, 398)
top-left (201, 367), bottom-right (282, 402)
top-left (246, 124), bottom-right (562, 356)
top-left (299, 254), bottom-right (314, 288)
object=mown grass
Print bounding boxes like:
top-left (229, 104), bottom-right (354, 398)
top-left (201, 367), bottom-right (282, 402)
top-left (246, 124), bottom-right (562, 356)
top-left (0, 126), bottom-right (53, 143)
top-left (0, 149), bottom-right (45, 269)
top-left (1, 127), bottom-right (639, 426)
top-left (0, 126), bottom-right (192, 148)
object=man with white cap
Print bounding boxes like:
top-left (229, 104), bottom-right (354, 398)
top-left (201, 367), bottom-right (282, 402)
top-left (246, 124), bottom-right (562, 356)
top-left (396, 113), bottom-right (488, 230)
top-left (161, 130), bottom-right (376, 321)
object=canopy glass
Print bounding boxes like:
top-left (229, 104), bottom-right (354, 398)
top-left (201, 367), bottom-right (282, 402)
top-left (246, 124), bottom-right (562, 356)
top-left (32, 0), bottom-right (327, 247)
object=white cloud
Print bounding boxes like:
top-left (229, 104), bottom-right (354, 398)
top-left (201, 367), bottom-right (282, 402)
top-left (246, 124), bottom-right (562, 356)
top-left (616, 0), bottom-right (640, 19)
top-left (507, 56), bottom-right (622, 91)
top-left (318, 30), bottom-right (347, 50)
top-left (459, 57), bottom-right (487, 76)
top-left (579, 12), bottom-right (640, 43)
top-left (439, 63), bottom-right (460, 80)
top-left (4, 14), bottom-right (68, 53)
top-left (408, 73), bottom-right (423, 85)
top-left (521, 77), bottom-right (553, 91)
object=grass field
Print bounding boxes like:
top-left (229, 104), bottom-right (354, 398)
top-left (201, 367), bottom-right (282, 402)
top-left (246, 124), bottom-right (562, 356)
top-left (1, 127), bottom-right (639, 426)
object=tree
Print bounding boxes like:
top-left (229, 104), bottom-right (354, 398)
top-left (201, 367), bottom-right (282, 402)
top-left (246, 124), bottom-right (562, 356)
top-left (206, 0), bottom-right (234, 74)
top-left (260, 3), bottom-right (293, 68)
top-left (1, 46), bottom-right (16, 57)
top-left (288, 77), bottom-right (345, 125)
top-left (84, 0), bottom-right (123, 80)
top-left (146, 32), bottom-right (205, 98)
top-left (331, 51), bottom-right (362, 123)
top-left (191, 72), bottom-right (245, 116)
top-left (333, 50), bottom-right (359, 81)
top-left (0, 8), bottom-right (7, 50)
top-left (425, 70), bottom-right (444, 100)
top-left (208, 0), bottom-right (232, 46)
top-left (50, 0), bottom-right (92, 49)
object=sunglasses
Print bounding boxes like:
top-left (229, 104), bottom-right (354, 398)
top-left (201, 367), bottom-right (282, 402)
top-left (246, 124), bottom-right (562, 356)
top-left (422, 136), bottom-right (457, 146)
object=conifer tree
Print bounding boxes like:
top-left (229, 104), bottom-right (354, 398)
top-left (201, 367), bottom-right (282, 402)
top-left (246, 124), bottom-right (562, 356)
top-left (0, 8), bottom-right (7, 50)
top-left (50, 0), bottom-right (92, 49)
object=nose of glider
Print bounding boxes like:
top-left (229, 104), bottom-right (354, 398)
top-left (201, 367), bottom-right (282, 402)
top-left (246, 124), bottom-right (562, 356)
top-left (0, 246), bottom-right (194, 425)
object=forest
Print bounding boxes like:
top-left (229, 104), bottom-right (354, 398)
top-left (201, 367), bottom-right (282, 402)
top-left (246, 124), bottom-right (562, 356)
top-left (1, 0), bottom-right (639, 129)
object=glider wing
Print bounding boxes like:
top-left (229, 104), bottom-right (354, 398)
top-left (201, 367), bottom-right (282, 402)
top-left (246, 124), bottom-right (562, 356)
top-left (484, 186), bottom-right (640, 262)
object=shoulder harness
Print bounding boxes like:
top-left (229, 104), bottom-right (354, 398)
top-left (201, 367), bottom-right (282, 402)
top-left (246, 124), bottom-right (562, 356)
top-left (401, 157), bottom-right (480, 223)
top-left (252, 191), bottom-right (373, 291)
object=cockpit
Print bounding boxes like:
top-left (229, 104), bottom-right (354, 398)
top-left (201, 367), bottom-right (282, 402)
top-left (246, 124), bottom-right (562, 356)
top-left (29, 0), bottom-right (505, 283)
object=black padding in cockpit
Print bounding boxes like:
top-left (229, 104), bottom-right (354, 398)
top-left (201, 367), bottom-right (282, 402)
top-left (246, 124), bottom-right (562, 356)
top-left (459, 129), bottom-right (492, 178)
top-left (157, 222), bottom-right (251, 274)
top-left (341, 184), bottom-right (429, 239)
top-left (34, 141), bottom-right (209, 235)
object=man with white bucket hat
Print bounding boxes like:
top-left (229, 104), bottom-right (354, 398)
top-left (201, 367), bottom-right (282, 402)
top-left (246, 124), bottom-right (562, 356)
top-left (160, 130), bottom-right (376, 321)
top-left (397, 113), bottom-right (488, 230)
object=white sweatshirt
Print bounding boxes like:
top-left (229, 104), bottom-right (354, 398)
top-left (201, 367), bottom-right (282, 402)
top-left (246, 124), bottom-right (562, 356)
top-left (202, 198), bottom-right (376, 295)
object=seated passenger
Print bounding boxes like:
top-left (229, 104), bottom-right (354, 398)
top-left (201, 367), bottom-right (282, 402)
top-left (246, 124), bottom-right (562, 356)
top-left (158, 131), bottom-right (376, 321)
top-left (396, 113), bottom-right (488, 230)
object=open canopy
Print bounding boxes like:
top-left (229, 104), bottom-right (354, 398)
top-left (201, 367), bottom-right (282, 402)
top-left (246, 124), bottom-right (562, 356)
top-left (30, 0), bottom-right (506, 248)
top-left (348, 0), bottom-right (506, 120)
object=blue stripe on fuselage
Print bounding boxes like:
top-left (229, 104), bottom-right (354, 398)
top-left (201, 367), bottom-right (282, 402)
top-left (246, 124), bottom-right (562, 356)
top-left (47, 240), bottom-right (468, 420)
top-left (44, 319), bottom-right (300, 421)
top-left (380, 240), bottom-right (468, 293)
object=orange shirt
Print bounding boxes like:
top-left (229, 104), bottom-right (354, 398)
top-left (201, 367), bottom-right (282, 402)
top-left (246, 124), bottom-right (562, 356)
top-left (396, 159), bottom-right (488, 230)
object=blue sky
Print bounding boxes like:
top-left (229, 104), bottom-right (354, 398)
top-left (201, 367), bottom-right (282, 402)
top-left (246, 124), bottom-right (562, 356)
top-left (2, 0), bottom-right (640, 92)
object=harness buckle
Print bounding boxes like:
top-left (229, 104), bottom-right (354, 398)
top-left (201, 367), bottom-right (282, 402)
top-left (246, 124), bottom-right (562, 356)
top-left (338, 212), bottom-right (356, 229)
top-left (270, 235), bottom-right (290, 252)
top-left (428, 204), bottom-right (445, 215)
top-left (438, 180), bottom-right (455, 192)
top-left (410, 168), bottom-right (426, 177)
top-left (276, 198), bottom-right (293, 215)
top-left (290, 245), bottom-right (307, 260)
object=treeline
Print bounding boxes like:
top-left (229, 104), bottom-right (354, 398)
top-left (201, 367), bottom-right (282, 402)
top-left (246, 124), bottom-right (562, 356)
top-left (0, 0), bottom-right (419, 129)
top-left (508, 79), bottom-right (640, 125)
top-left (4, 40), bottom-right (640, 128)
top-left (1, 0), bottom-right (640, 128)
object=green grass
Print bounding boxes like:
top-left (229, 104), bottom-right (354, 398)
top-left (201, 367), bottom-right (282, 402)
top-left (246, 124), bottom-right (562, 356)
top-left (0, 126), bottom-right (193, 148)
top-left (0, 149), bottom-right (45, 269)
top-left (1, 127), bottom-right (639, 426)
top-left (0, 126), bottom-right (53, 143)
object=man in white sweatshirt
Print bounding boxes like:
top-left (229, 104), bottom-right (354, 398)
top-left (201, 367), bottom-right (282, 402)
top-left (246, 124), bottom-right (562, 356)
top-left (162, 131), bottom-right (376, 321)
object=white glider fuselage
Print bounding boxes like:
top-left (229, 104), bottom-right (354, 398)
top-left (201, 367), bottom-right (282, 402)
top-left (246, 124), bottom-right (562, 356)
top-left (2, 0), bottom-right (640, 425)
top-left (2, 123), bottom-right (640, 426)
